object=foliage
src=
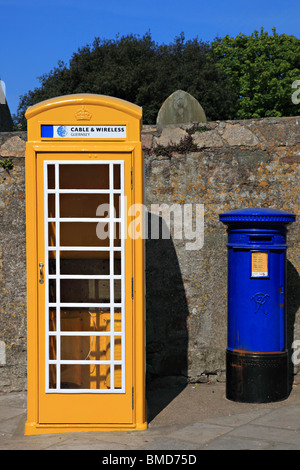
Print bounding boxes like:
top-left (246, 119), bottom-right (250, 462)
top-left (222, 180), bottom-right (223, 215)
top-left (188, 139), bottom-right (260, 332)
top-left (152, 134), bottom-right (200, 159)
top-left (14, 32), bottom-right (238, 128)
top-left (0, 158), bottom-right (14, 182)
top-left (0, 158), bottom-right (14, 171)
top-left (212, 28), bottom-right (300, 119)
top-left (14, 29), bottom-right (300, 128)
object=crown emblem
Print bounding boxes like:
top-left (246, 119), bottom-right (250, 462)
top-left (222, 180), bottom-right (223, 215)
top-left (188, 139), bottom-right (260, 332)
top-left (75, 106), bottom-right (92, 121)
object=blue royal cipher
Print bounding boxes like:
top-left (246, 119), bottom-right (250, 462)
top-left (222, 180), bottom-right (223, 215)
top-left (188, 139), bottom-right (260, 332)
top-left (219, 208), bottom-right (296, 403)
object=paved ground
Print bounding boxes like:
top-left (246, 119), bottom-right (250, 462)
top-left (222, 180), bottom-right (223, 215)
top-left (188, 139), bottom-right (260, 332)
top-left (1, 381), bottom-right (300, 450)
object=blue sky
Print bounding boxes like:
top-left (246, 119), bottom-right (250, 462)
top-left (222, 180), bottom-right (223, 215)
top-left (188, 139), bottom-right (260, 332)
top-left (1, 0), bottom-right (299, 116)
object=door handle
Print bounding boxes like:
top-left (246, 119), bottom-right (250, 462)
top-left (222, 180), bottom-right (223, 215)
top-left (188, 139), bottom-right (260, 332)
top-left (39, 262), bottom-right (44, 284)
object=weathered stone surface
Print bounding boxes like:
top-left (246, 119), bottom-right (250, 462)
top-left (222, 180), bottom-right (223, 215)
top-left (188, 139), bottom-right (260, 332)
top-left (154, 127), bottom-right (187, 147)
top-left (193, 130), bottom-right (223, 148)
top-left (0, 136), bottom-right (26, 157)
top-left (0, 154), bottom-right (26, 392)
top-left (141, 133), bottom-right (154, 150)
top-left (157, 90), bottom-right (206, 125)
top-left (222, 123), bottom-right (259, 146)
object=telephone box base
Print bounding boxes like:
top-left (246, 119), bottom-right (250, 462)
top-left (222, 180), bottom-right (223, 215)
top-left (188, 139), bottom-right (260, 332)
top-left (24, 421), bottom-right (148, 436)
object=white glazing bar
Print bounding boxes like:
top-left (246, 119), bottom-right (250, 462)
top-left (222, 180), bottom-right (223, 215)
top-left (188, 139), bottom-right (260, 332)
top-left (49, 360), bottom-right (122, 365)
top-left (48, 218), bottom-right (121, 222)
top-left (120, 161), bottom-right (126, 391)
top-left (49, 303), bottom-right (122, 308)
top-left (109, 163), bottom-right (115, 390)
top-left (51, 246), bottom-right (121, 252)
top-left (47, 189), bottom-right (122, 194)
top-left (48, 275), bottom-right (122, 280)
top-left (46, 389), bottom-right (124, 394)
top-left (49, 331), bottom-right (123, 337)
top-left (55, 163), bottom-right (61, 391)
top-left (44, 162), bottom-right (50, 392)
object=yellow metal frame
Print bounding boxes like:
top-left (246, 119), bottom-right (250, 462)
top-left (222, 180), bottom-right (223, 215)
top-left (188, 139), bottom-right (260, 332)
top-left (25, 94), bottom-right (146, 434)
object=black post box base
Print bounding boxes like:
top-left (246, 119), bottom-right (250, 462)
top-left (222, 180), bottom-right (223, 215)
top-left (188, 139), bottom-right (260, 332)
top-left (226, 349), bottom-right (289, 403)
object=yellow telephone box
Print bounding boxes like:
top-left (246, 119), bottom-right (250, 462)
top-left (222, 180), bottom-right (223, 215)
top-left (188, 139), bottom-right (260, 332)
top-left (25, 94), bottom-right (146, 434)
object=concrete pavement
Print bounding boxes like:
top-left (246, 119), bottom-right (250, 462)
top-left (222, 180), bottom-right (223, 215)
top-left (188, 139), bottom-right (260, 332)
top-left (0, 381), bottom-right (300, 450)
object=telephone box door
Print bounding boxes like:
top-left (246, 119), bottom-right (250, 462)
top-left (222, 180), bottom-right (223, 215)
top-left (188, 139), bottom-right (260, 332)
top-left (36, 153), bottom-right (133, 424)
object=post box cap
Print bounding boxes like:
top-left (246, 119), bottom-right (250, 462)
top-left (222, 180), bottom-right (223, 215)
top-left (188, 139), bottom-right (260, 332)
top-left (219, 207), bottom-right (296, 224)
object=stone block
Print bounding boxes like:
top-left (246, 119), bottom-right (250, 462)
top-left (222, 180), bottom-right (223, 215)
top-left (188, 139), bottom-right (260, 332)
top-left (222, 124), bottom-right (259, 146)
top-left (0, 136), bottom-right (26, 157)
top-left (193, 130), bottom-right (223, 148)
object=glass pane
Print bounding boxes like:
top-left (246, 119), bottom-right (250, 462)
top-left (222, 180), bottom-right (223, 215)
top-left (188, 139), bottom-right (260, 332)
top-left (114, 165), bottom-right (120, 189)
top-left (49, 309), bottom-right (56, 331)
top-left (60, 308), bottom-right (112, 332)
top-left (47, 165), bottom-right (55, 189)
top-left (48, 222), bottom-right (56, 246)
top-left (48, 251), bottom-right (56, 274)
top-left (99, 308), bottom-right (122, 333)
top-left (49, 336), bottom-right (56, 360)
top-left (114, 336), bottom-right (122, 360)
top-left (114, 280), bottom-right (121, 302)
top-left (114, 309), bottom-right (122, 332)
top-left (49, 365), bottom-right (56, 389)
top-left (59, 164), bottom-right (109, 189)
top-left (113, 223), bottom-right (121, 246)
top-left (60, 335), bottom-right (109, 361)
top-left (60, 279), bottom-right (111, 303)
top-left (60, 251), bottom-right (110, 275)
top-left (114, 252), bottom-right (121, 275)
top-left (115, 365), bottom-right (122, 389)
top-left (60, 364), bottom-right (110, 390)
top-left (114, 194), bottom-right (120, 218)
top-left (60, 222), bottom-right (110, 247)
top-left (49, 279), bottom-right (56, 303)
top-left (60, 193), bottom-right (110, 218)
top-left (48, 194), bottom-right (55, 218)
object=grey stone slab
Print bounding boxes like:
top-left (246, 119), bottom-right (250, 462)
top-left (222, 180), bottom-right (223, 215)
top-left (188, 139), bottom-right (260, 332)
top-left (46, 438), bottom-right (131, 451)
top-left (202, 435), bottom-right (270, 450)
top-left (264, 442), bottom-right (300, 450)
top-left (169, 422), bottom-right (233, 445)
top-left (228, 424), bottom-right (300, 446)
top-left (0, 434), bottom-right (67, 450)
top-left (203, 409), bottom-right (272, 427)
top-left (251, 405), bottom-right (300, 430)
top-left (0, 413), bottom-right (25, 436)
top-left (55, 430), bottom-right (158, 449)
top-left (139, 437), bottom-right (200, 450)
top-left (0, 405), bottom-right (25, 422)
top-left (0, 392), bottom-right (26, 408)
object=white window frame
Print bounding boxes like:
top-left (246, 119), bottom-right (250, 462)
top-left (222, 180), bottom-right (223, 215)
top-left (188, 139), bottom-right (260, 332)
top-left (44, 160), bottom-right (126, 394)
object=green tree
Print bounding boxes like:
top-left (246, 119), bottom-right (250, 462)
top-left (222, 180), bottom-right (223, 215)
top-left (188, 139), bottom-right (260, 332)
top-left (212, 28), bottom-right (300, 119)
top-left (14, 32), bottom-right (238, 128)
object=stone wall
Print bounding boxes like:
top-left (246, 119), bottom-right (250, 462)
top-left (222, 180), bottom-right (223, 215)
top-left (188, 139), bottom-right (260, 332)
top-left (0, 132), bottom-right (27, 391)
top-left (0, 117), bottom-right (299, 392)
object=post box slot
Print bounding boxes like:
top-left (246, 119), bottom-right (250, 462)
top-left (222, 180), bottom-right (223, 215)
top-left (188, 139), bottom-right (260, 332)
top-left (248, 235), bottom-right (273, 244)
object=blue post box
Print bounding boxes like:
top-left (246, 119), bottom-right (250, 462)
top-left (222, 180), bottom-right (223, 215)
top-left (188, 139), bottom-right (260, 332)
top-left (219, 208), bottom-right (296, 403)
